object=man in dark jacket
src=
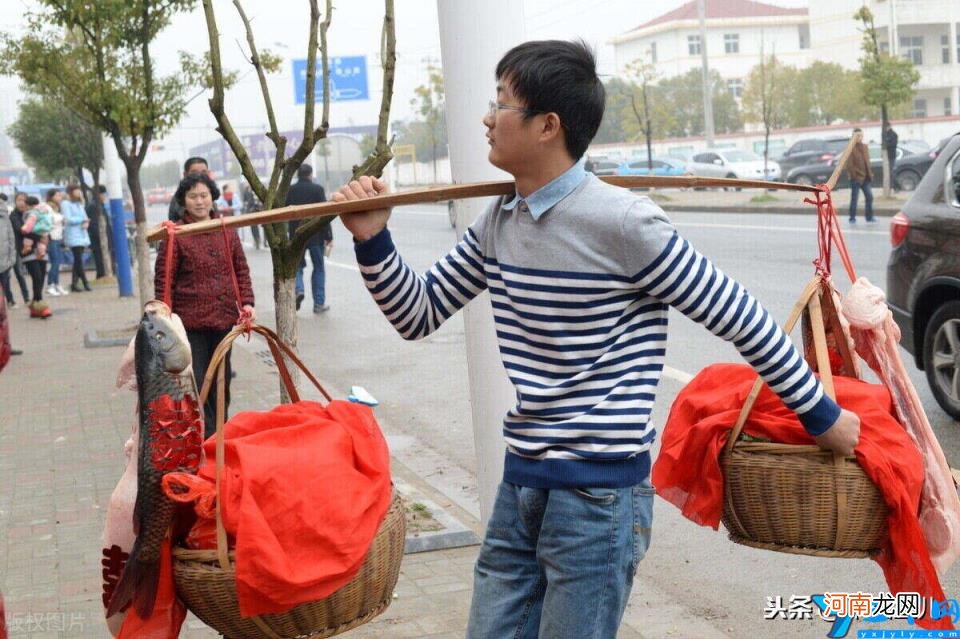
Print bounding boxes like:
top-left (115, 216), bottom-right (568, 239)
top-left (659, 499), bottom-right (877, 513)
top-left (86, 185), bottom-right (113, 278)
top-left (286, 163), bottom-right (332, 313)
top-left (846, 128), bottom-right (875, 224)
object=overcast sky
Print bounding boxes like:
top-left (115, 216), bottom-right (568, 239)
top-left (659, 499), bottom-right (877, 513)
top-left (0, 0), bottom-right (806, 165)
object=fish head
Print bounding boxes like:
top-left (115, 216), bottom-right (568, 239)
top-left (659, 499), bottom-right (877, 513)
top-left (136, 300), bottom-right (192, 374)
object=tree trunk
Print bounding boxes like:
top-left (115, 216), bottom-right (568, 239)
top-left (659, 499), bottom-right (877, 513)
top-left (125, 166), bottom-right (153, 308)
top-left (273, 269), bottom-right (298, 403)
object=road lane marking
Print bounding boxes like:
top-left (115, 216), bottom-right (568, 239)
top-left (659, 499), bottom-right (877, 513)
top-left (327, 259), bottom-right (361, 272)
top-left (674, 221), bottom-right (886, 236)
top-left (662, 365), bottom-right (694, 385)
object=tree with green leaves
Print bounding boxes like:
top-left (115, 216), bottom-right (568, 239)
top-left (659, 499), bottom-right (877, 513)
top-left (201, 0), bottom-right (395, 388)
top-left (623, 56), bottom-right (657, 171)
top-left (2, 0), bottom-right (206, 307)
top-left (410, 65), bottom-right (446, 183)
top-left (654, 69), bottom-right (742, 138)
top-left (742, 54), bottom-right (798, 174)
top-left (855, 6), bottom-right (920, 196)
top-left (8, 97), bottom-right (102, 186)
top-left (798, 61), bottom-right (871, 126)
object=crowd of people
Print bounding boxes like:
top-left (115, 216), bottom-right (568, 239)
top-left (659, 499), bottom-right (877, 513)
top-left (0, 186), bottom-right (105, 319)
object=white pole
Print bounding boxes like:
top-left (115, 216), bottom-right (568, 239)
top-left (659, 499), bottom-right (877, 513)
top-left (698, 0), bottom-right (715, 147)
top-left (436, 0), bottom-right (524, 523)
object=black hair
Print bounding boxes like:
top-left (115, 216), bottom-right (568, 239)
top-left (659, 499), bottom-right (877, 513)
top-left (97, 185), bottom-right (107, 194)
top-left (25, 196), bottom-right (39, 206)
top-left (297, 163), bottom-right (313, 179)
top-left (175, 172), bottom-right (220, 207)
top-left (0, 193), bottom-right (7, 201)
top-left (495, 39), bottom-right (605, 160)
top-left (183, 156), bottom-right (208, 174)
top-left (45, 188), bottom-right (60, 202)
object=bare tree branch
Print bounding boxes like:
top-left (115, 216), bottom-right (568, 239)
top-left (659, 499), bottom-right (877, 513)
top-left (292, 0), bottom-right (395, 257)
top-left (200, 0), bottom-right (266, 205)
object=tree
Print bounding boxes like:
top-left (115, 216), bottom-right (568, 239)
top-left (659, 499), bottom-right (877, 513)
top-left (623, 56), bottom-right (657, 170)
top-left (394, 120), bottom-right (448, 163)
top-left (594, 78), bottom-right (636, 145)
top-left (654, 69), bottom-right (741, 138)
top-left (742, 55), bottom-right (798, 174)
top-left (8, 98), bottom-right (102, 185)
top-left (798, 62), bottom-right (872, 125)
top-left (201, 0), bottom-right (395, 396)
top-left (2, 0), bottom-right (205, 307)
top-left (410, 65), bottom-right (446, 182)
top-left (855, 6), bottom-right (920, 196)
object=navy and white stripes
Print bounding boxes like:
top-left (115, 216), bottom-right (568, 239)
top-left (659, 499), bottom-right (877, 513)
top-left (356, 180), bottom-right (839, 489)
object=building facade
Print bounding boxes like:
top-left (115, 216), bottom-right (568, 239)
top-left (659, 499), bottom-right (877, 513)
top-left (611, 0), bottom-right (811, 99)
top-left (612, 0), bottom-right (960, 118)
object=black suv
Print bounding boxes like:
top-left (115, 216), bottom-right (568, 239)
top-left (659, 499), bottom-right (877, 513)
top-left (893, 136), bottom-right (953, 192)
top-left (777, 137), bottom-right (849, 174)
top-left (886, 133), bottom-right (960, 418)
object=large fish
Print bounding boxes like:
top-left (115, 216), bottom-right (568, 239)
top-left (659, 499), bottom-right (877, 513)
top-left (106, 301), bottom-right (204, 619)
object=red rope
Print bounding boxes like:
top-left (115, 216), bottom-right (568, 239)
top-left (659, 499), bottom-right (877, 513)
top-left (160, 221), bottom-right (177, 308)
top-left (803, 184), bottom-right (857, 284)
top-left (219, 217), bottom-right (253, 333)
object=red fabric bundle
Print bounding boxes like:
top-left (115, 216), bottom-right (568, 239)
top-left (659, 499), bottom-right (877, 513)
top-left (652, 363), bottom-right (951, 630)
top-left (165, 399), bottom-right (392, 617)
top-left (117, 539), bottom-right (186, 639)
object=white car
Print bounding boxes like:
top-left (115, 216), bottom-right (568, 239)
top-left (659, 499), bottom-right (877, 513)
top-left (687, 149), bottom-right (781, 182)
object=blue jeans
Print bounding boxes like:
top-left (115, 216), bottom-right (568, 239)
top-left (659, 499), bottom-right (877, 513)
top-left (467, 479), bottom-right (654, 639)
top-left (849, 179), bottom-right (874, 221)
top-left (294, 243), bottom-right (326, 307)
top-left (47, 240), bottom-right (63, 286)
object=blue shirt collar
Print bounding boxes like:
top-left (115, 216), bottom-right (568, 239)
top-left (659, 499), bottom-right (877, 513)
top-left (501, 159), bottom-right (587, 221)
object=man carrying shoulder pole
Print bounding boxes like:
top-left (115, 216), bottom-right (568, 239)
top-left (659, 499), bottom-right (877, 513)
top-left (333, 40), bottom-right (860, 637)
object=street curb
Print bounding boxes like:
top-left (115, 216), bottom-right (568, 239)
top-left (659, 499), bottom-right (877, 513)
top-left (658, 204), bottom-right (900, 216)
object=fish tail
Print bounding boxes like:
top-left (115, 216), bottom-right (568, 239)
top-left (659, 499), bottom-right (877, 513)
top-left (104, 548), bottom-right (160, 620)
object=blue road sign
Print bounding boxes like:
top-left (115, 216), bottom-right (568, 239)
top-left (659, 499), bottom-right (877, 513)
top-left (293, 56), bottom-right (369, 104)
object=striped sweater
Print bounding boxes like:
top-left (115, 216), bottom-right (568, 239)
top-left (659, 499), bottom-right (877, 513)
top-left (355, 173), bottom-right (840, 489)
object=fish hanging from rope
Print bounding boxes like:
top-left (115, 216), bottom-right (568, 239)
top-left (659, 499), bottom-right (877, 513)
top-left (106, 301), bottom-right (204, 620)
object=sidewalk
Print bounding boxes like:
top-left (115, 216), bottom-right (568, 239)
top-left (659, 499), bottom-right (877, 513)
top-left (644, 185), bottom-right (909, 216)
top-left (0, 280), bottom-right (729, 638)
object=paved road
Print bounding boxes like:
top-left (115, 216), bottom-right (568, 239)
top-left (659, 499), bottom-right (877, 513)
top-left (240, 201), bottom-right (959, 637)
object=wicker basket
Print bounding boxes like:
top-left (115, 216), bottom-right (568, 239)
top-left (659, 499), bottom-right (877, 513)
top-left (172, 324), bottom-right (405, 638)
top-left (720, 277), bottom-right (888, 558)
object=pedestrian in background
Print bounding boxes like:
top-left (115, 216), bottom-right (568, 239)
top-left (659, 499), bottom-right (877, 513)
top-left (286, 163), bottom-right (331, 313)
top-left (847, 128), bottom-right (875, 224)
top-left (43, 189), bottom-right (67, 297)
top-left (19, 195), bottom-right (51, 318)
top-left (154, 172), bottom-right (255, 436)
top-left (168, 156), bottom-right (209, 222)
top-left (241, 183), bottom-right (263, 250)
top-left (63, 185), bottom-right (92, 292)
top-left (884, 126), bottom-right (899, 177)
top-left (8, 194), bottom-right (31, 307)
top-left (86, 185), bottom-right (112, 279)
top-left (0, 198), bottom-right (16, 309)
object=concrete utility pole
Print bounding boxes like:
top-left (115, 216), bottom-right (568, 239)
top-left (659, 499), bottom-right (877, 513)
top-left (436, 0), bottom-right (523, 524)
top-left (103, 136), bottom-right (133, 297)
top-left (889, 0), bottom-right (898, 57)
top-left (698, 0), bottom-right (715, 147)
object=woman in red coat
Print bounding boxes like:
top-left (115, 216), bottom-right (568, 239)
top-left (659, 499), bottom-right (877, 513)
top-left (155, 172), bottom-right (255, 437)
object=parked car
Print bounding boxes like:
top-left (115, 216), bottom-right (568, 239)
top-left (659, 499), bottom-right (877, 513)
top-left (586, 157), bottom-right (619, 177)
top-left (616, 158), bottom-right (688, 177)
top-left (777, 137), bottom-right (849, 174)
top-left (686, 149), bottom-right (781, 181)
top-left (900, 139), bottom-right (931, 156)
top-left (894, 136), bottom-right (955, 192)
top-left (885, 132), bottom-right (960, 418)
top-left (786, 144), bottom-right (907, 188)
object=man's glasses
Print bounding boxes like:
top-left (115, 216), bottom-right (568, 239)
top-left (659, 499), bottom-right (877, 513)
top-left (487, 100), bottom-right (543, 119)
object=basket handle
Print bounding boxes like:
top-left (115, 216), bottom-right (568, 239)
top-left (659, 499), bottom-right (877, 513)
top-left (722, 276), bottom-right (828, 457)
top-left (195, 323), bottom-right (334, 572)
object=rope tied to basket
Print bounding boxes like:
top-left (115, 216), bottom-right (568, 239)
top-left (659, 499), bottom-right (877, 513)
top-left (805, 185), bottom-right (857, 285)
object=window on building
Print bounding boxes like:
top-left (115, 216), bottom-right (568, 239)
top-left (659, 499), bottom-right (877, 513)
top-left (880, 41), bottom-right (889, 53)
top-left (727, 78), bottom-right (743, 98)
top-left (724, 33), bottom-right (740, 54)
top-left (943, 34), bottom-right (952, 64)
top-left (911, 98), bottom-right (927, 118)
top-left (945, 97), bottom-right (953, 117)
top-left (900, 35), bottom-right (923, 65)
top-left (956, 26), bottom-right (960, 63)
top-left (649, 41), bottom-right (657, 63)
top-left (798, 25), bottom-right (810, 50)
top-left (688, 34), bottom-right (701, 56)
